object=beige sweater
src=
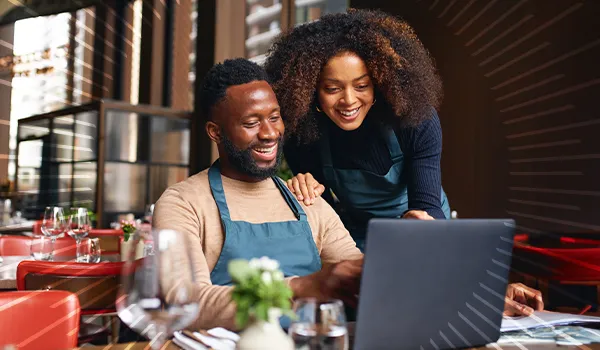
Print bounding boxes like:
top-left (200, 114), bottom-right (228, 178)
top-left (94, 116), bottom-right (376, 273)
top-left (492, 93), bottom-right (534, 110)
top-left (153, 169), bottom-right (362, 330)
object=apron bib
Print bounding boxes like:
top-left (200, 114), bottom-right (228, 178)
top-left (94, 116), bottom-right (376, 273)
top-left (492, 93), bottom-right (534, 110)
top-left (320, 125), bottom-right (450, 250)
top-left (208, 161), bottom-right (322, 285)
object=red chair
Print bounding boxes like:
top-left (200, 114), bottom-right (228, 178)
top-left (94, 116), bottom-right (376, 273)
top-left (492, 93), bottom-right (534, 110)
top-left (0, 235), bottom-right (31, 256)
top-left (0, 236), bottom-right (77, 256)
top-left (16, 260), bottom-right (125, 344)
top-left (89, 229), bottom-right (123, 256)
top-left (32, 220), bottom-right (42, 235)
top-left (0, 290), bottom-right (80, 350)
top-left (512, 236), bottom-right (600, 313)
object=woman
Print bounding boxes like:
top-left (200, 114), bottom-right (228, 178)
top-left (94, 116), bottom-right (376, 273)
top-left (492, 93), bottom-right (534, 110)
top-left (264, 9), bottom-right (450, 249)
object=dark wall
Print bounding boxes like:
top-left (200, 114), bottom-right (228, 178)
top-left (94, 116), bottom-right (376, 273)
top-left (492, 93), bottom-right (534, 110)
top-left (350, 0), bottom-right (600, 233)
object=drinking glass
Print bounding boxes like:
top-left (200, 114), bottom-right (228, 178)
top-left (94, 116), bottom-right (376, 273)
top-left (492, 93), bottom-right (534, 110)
top-left (68, 208), bottom-right (90, 262)
top-left (117, 229), bottom-right (199, 349)
top-left (77, 237), bottom-right (101, 263)
top-left (30, 236), bottom-right (54, 261)
top-left (41, 207), bottom-right (67, 245)
top-left (289, 298), bottom-right (349, 350)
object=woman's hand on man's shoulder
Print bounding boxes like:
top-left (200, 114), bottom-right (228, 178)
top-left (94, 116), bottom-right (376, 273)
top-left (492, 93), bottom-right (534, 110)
top-left (286, 172), bottom-right (325, 206)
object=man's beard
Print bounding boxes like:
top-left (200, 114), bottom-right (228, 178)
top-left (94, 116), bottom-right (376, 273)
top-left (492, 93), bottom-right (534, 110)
top-left (221, 134), bottom-right (284, 180)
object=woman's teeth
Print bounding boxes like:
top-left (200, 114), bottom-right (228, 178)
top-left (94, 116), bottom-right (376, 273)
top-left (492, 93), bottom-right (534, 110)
top-left (253, 145), bottom-right (276, 154)
top-left (338, 107), bottom-right (360, 117)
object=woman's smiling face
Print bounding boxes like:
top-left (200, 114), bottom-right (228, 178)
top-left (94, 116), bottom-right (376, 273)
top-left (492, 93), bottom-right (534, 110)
top-left (317, 52), bottom-right (375, 131)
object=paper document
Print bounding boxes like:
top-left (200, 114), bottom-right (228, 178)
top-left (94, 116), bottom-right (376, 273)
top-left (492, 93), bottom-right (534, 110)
top-left (501, 311), bottom-right (600, 332)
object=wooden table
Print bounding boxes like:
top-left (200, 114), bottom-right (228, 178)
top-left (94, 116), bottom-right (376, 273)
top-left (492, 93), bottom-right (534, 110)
top-left (0, 221), bottom-right (34, 234)
top-left (75, 321), bottom-right (600, 349)
top-left (0, 256), bottom-right (31, 289)
top-left (77, 341), bottom-right (600, 349)
top-left (0, 255), bottom-right (121, 290)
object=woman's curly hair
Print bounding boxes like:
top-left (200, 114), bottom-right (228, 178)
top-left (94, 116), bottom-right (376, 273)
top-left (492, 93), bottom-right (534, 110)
top-left (264, 8), bottom-right (443, 144)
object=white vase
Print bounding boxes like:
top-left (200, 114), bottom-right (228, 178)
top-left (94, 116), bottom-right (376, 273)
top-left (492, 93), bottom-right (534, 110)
top-left (236, 308), bottom-right (294, 350)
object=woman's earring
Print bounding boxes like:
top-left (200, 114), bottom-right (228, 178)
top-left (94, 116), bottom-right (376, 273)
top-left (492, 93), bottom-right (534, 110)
top-left (372, 99), bottom-right (376, 105)
top-left (316, 106), bottom-right (322, 112)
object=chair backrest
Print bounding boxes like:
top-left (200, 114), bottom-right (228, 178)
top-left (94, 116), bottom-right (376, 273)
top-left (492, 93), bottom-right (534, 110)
top-left (0, 290), bottom-right (80, 350)
top-left (89, 229), bottom-right (123, 255)
top-left (0, 236), bottom-right (78, 256)
top-left (0, 235), bottom-right (31, 256)
top-left (32, 220), bottom-right (42, 235)
top-left (16, 261), bottom-right (124, 315)
top-left (513, 238), bottom-right (600, 281)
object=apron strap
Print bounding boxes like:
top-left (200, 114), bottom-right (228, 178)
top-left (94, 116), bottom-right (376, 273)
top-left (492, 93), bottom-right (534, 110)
top-left (208, 160), bottom-right (231, 221)
top-left (209, 159), bottom-right (307, 222)
top-left (320, 125), bottom-right (334, 168)
top-left (382, 125), bottom-right (403, 163)
top-left (272, 177), bottom-right (307, 221)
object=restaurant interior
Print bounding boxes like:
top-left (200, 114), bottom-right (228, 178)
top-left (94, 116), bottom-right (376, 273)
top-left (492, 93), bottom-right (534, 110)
top-left (0, 0), bottom-right (599, 349)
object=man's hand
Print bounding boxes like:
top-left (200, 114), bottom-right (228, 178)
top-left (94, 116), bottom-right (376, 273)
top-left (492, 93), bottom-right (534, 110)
top-left (504, 283), bottom-right (544, 316)
top-left (402, 210), bottom-right (434, 220)
top-left (289, 258), bottom-right (363, 307)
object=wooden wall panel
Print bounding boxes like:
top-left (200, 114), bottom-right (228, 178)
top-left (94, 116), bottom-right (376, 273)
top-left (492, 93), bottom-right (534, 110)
top-left (350, 0), bottom-right (600, 233)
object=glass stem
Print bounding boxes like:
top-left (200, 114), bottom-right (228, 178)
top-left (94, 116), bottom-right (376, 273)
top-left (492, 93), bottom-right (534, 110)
top-left (75, 238), bottom-right (82, 260)
top-left (50, 236), bottom-right (57, 261)
top-left (149, 323), bottom-right (168, 350)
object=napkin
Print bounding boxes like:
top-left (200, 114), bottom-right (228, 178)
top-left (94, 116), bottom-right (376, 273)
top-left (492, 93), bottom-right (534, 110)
top-left (173, 328), bottom-right (239, 350)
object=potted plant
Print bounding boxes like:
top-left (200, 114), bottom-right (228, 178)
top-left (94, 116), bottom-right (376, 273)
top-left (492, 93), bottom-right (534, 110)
top-left (228, 257), bottom-right (294, 350)
top-left (120, 220), bottom-right (136, 242)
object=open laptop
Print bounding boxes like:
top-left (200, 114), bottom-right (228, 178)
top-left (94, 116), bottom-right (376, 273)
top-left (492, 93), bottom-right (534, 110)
top-left (354, 219), bottom-right (516, 350)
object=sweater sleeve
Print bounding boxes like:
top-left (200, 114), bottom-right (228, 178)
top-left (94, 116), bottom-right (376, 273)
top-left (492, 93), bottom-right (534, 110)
top-left (153, 188), bottom-right (239, 330)
top-left (313, 198), bottom-right (363, 263)
top-left (397, 109), bottom-right (446, 219)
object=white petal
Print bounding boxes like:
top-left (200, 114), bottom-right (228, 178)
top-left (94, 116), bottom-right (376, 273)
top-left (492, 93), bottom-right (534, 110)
top-left (249, 259), bottom-right (260, 269)
top-left (273, 271), bottom-right (284, 281)
top-left (261, 271), bottom-right (272, 284)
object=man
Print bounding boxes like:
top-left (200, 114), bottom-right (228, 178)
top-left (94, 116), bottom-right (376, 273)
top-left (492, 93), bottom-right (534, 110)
top-left (154, 58), bottom-right (542, 331)
top-left (154, 58), bottom-right (363, 330)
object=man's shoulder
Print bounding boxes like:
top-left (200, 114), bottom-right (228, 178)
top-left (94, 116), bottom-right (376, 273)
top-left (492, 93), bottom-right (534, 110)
top-left (159, 169), bottom-right (211, 201)
top-left (298, 195), bottom-right (338, 221)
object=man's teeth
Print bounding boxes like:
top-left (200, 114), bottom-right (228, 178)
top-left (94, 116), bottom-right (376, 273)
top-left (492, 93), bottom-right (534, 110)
top-left (253, 145), bottom-right (276, 154)
top-left (338, 107), bottom-right (360, 116)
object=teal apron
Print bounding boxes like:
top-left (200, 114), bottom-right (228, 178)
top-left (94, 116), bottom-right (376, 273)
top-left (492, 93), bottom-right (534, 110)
top-left (208, 161), bottom-right (322, 286)
top-left (321, 125), bottom-right (451, 251)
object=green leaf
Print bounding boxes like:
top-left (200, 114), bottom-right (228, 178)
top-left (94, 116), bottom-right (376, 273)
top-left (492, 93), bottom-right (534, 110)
top-left (236, 310), bottom-right (249, 329)
top-left (254, 301), bottom-right (269, 322)
top-left (228, 259), bottom-right (254, 282)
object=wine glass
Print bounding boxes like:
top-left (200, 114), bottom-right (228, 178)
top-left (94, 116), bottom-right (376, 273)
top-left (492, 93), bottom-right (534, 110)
top-left (41, 207), bottom-right (67, 242)
top-left (117, 229), bottom-right (199, 349)
top-left (77, 237), bottom-right (101, 263)
top-left (289, 298), bottom-right (349, 350)
top-left (68, 207), bottom-right (90, 262)
top-left (30, 236), bottom-right (54, 261)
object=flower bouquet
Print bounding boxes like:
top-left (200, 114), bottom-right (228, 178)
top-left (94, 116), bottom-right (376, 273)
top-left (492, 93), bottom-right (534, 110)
top-left (228, 256), bottom-right (294, 350)
top-left (120, 220), bottom-right (136, 242)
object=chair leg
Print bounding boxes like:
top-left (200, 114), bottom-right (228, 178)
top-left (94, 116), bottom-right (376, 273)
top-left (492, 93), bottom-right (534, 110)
top-left (110, 316), bottom-right (119, 344)
top-left (596, 285), bottom-right (600, 312)
top-left (101, 316), bottom-right (112, 343)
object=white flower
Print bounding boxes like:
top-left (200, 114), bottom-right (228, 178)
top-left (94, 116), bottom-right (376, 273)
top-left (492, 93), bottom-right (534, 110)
top-left (273, 271), bottom-right (284, 281)
top-left (261, 271), bottom-right (272, 284)
top-left (258, 256), bottom-right (279, 271)
top-left (249, 258), bottom-right (261, 270)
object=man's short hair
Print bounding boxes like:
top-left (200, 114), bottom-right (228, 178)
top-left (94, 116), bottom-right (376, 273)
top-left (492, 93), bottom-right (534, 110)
top-left (199, 58), bottom-right (269, 120)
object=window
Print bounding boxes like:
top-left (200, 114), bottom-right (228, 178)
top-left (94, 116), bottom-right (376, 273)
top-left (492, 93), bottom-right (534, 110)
top-left (245, 0), bottom-right (348, 64)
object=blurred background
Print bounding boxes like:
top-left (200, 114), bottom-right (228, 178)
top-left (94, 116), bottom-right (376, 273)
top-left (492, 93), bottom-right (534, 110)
top-left (0, 0), bottom-right (598, 233)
